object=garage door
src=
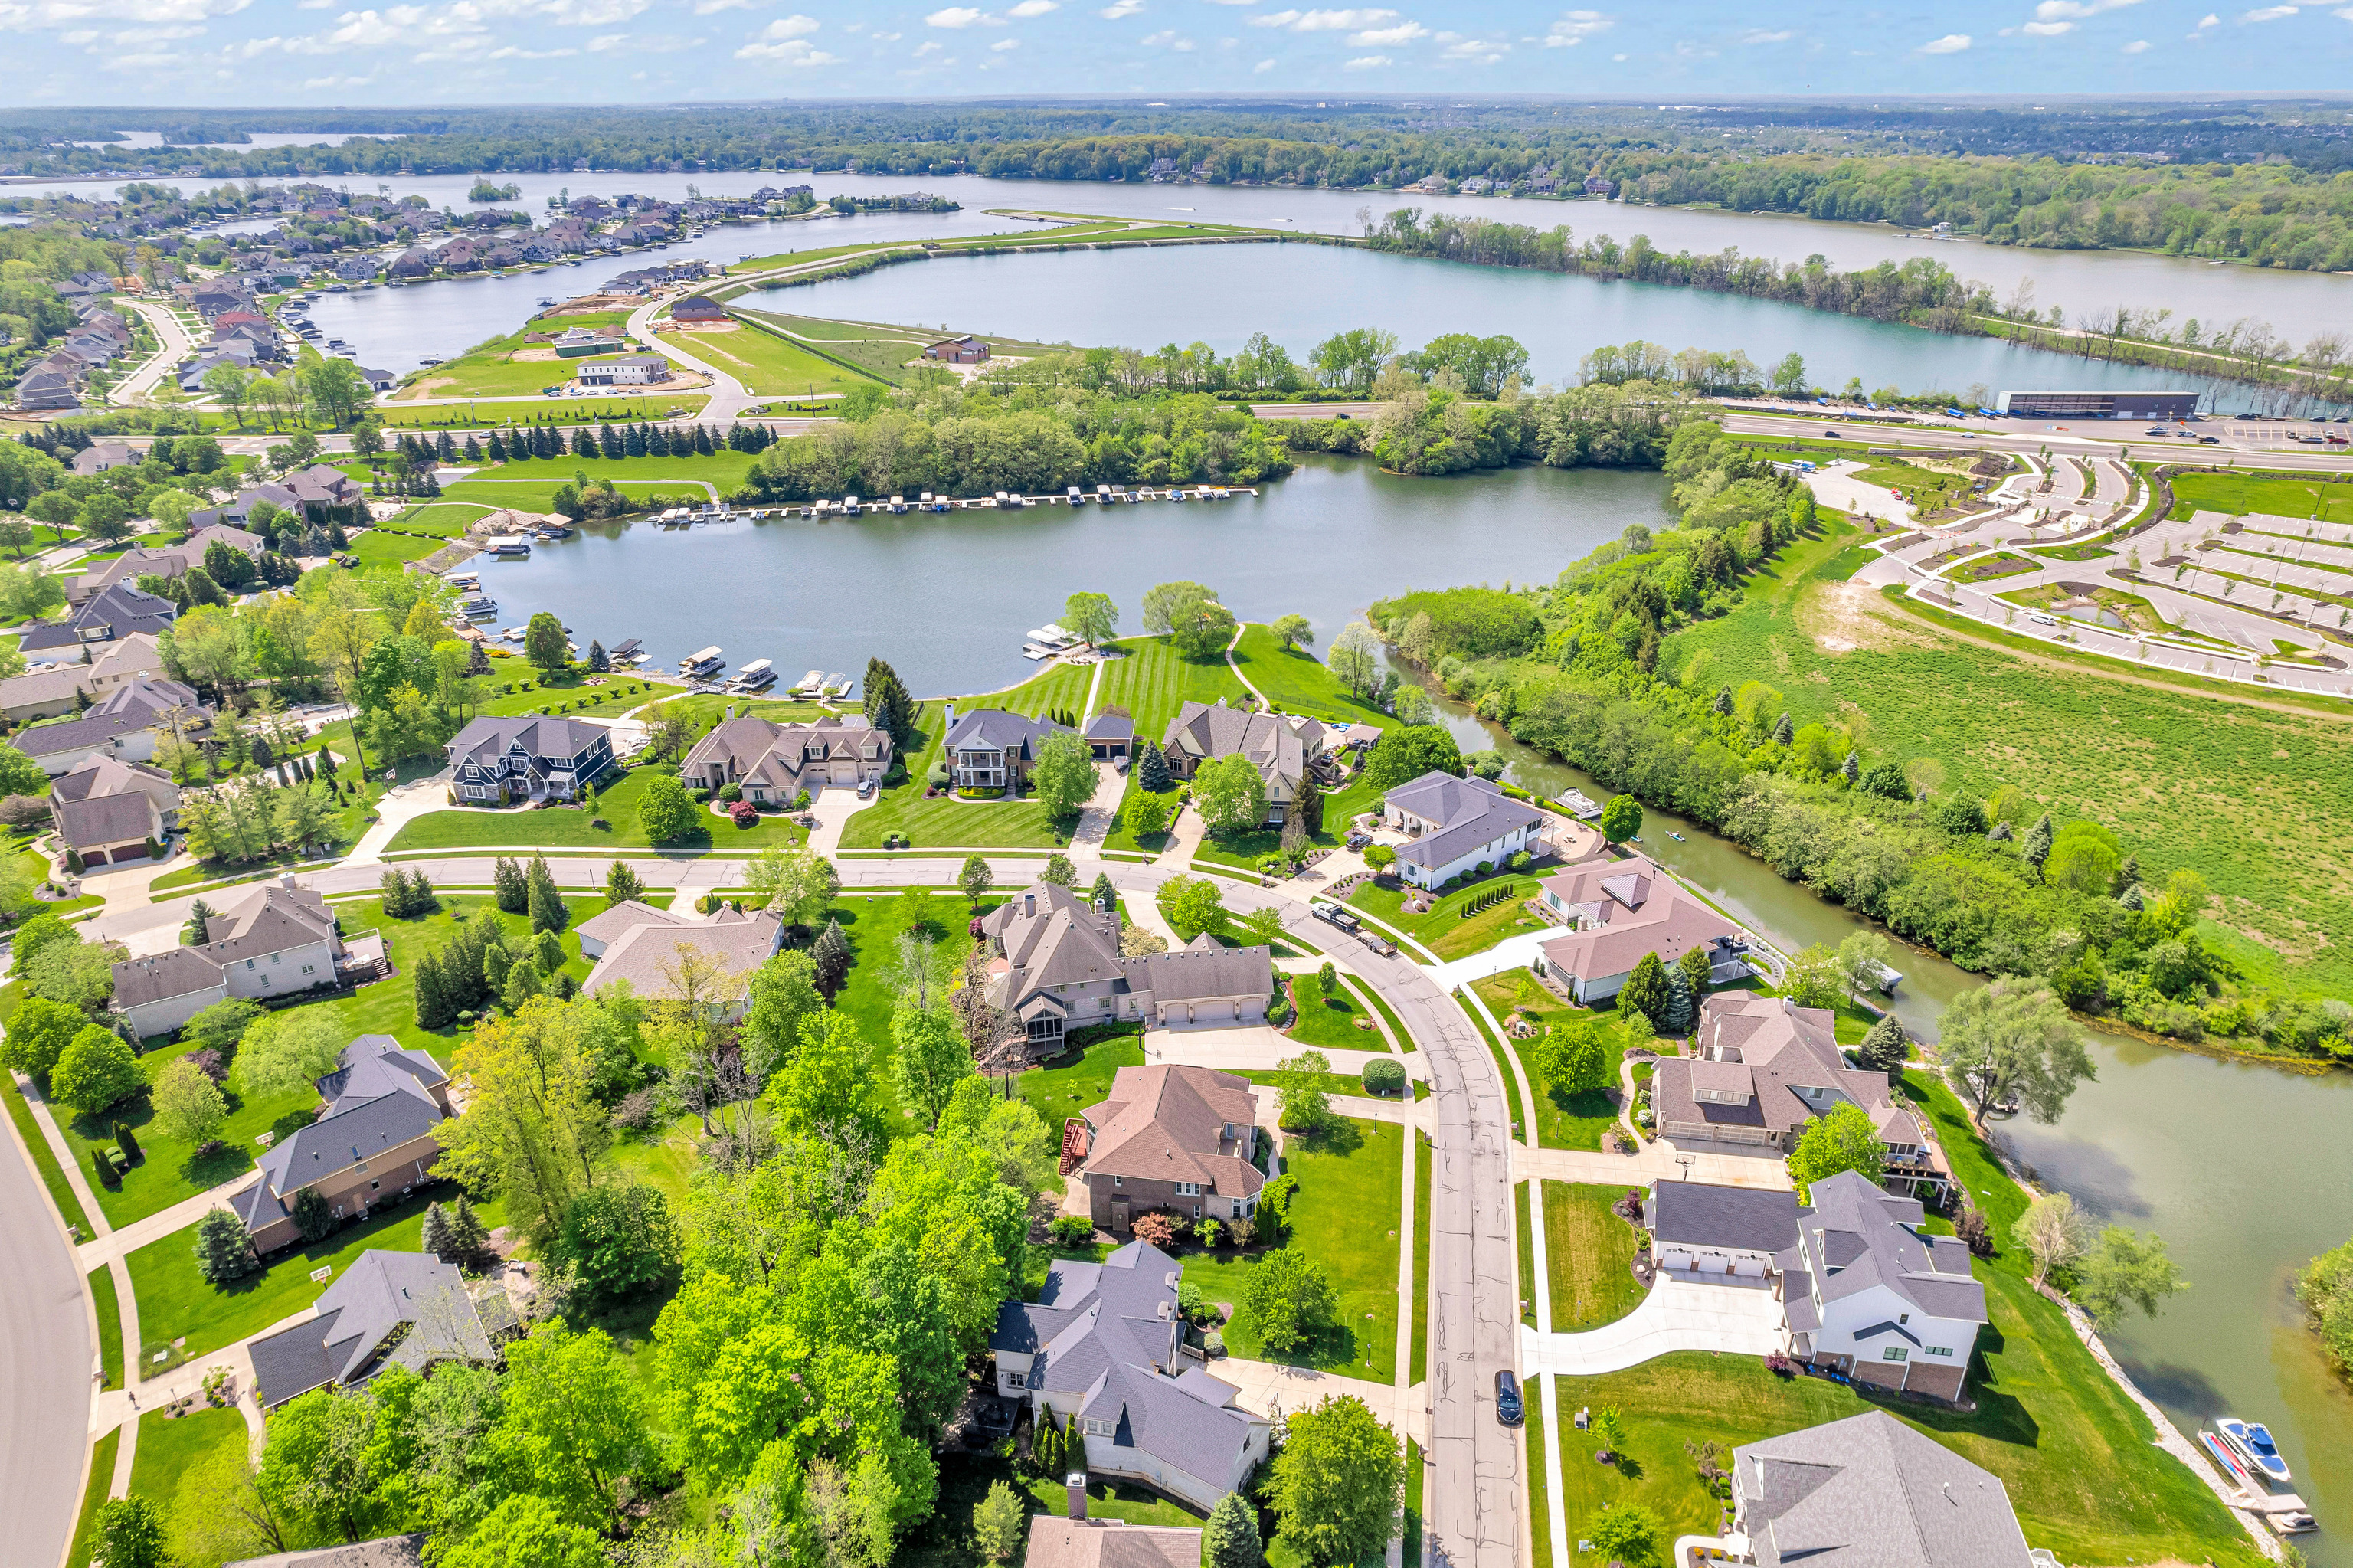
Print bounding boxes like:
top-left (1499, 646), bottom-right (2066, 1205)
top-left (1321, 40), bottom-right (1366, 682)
top-left (1662, 1249), bottom-right (1695, 1272)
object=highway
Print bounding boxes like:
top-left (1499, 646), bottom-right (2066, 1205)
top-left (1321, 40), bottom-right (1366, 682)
top-left (0, 1097), bottom-right (93, 1568)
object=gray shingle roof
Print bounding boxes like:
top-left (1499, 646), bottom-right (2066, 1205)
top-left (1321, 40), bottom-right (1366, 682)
top-left (248, 1252), bottom-right (491, 1406)
top-left (1646, 1178), bottom-right (1800, 1253)
top-left (1798, 1171), bottom-right (1986, 1328)
top-left (946, 707), bottom-right (1072, 756)
top-left (1735, 1411), bottom-right (2033, 1568)
top-left (16, 675), bottom-right (204, 758)
top-left (223, 1533), bottom-right (427, 1568)
top-left (445, 715), bottom-right (612, 773)
top-left (53, 790), bottom-right (155, 850)
top-left (241, 1034), bottom-right (449, 1237)
top-left (1383, 771), bottom-right (1543, 869)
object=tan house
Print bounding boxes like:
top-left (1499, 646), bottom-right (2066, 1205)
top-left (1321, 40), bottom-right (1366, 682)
top-left (1023, 1517), bottom-right (1200, 1568)
top-left (980, 881), bottom-right (1275, 1048)
top-left (67, 524), bottom-right (266, 606)
top-left (111, 878), bottom-right (356, 1037)
top-left (678, 712), bottom-right (893, 800)
top-left (1157, 700), bottom-right (1321, 827)
top-left (0, 631), bottom-right (166, 724)
top-left (1529, 854), bottom-right (1750, 1004)
top-left (580, 900), bottom-right (786, 1015)
top-left (227, 1036), bottom-right (454, 1254)
top-left (49, 756), bottom-right (178, 866)
top-left (1069, 1063), bottom-right (1265, 1235)
top-left (16, 674), bottom-right (208, 777)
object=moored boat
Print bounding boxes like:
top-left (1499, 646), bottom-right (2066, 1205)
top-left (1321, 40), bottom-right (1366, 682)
top-left (2216, 1417), bottom-right (2292, 1486)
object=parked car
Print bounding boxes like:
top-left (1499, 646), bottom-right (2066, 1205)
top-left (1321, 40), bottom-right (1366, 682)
top-left (1495, 1370), bottom-right (1524, 1426)
top-left (1823, 428), bottom-right (1841, 437)
top-left (2198, 435), bottom-right (2222, 444)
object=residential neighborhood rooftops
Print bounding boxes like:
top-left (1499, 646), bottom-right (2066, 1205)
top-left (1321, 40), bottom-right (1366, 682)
top-left (1022, 1519), bottom-right (1202, 1568)
top-left (582, 904), bottom-right (786, 1003)
top-left (1383, 771), bottom-right (1543, 871)
top-left (945, 706), bottom-right (1073, 755)
top-left (1786, 1170), bottom-right (1986, 1330)
top-left (1533, 853), bottom-right (1739, 984)
top-left (247, 1250), bottom-right (493, 1407)
top-left (1081, 1062), bottom-right (1264, 1200)
top-left (1733, 1410), bottom-right (2033, 1568)
top-left (224, 1534), bottom-right (428, 1568)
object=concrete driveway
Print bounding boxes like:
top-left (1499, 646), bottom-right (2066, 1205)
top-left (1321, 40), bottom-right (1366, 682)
top-left (1520, 1273), bottom-right (1783, 1377)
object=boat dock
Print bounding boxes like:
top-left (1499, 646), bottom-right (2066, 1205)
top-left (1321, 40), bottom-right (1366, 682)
top-left (716, 484), bottom-right (1258, 523)
top-left (1557, 789), bottom-right (1602, 820)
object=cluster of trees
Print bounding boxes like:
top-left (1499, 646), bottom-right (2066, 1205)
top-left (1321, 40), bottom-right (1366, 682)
top-left (2, 429), bottom-right (245, 559)
top-left (735, 383), bottom-right (1294, 502)
top-left (198, 345), bottom-right (374, 432)
top-left (2299, 1230), bottom-right (2353, 1383)
top-left (1288, 377), bottom-right (1698, 480)
top-left (483, 417), bottom-right (775, 468)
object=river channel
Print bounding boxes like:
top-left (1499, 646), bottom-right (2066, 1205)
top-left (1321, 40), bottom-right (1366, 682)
top-left (487, 447), bottom-right (2353, 1559)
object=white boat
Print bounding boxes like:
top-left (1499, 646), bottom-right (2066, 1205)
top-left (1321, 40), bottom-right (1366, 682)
top-left (681, 645), bottom-right (725, 677)
top-left (1026, 624), bottom-right (1076, 650)
top-left (486, 535), bottom-right (530, 556)
top-left (499, 626), bottom-right (525, 642)
top-left (731, 660), bottom-right (776, 689)
top-left (2216, 1418), bottom-right (2292, 1486)
top-left (791, 669), bottom-right (824, 694)
top-left (823, 673), bottom-right (852, 698)
top-left (1557, 789), bottom-right (1603, 820)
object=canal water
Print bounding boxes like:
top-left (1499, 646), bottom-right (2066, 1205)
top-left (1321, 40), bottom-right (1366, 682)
top-left (1412, 675), bottom-right (2353, 1565)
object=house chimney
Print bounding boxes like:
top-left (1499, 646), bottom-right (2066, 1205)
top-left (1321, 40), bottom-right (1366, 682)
top-left (280, 872), bottom-right (297, 890)
top-left (1066, 1471), bottom-right (1088, 1520)
top-left (1025, 892), bottom-right (1036, 918)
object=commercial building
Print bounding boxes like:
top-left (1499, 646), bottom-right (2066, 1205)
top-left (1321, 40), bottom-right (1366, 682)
top-left (1994, 389), bottom-right (2198, 420)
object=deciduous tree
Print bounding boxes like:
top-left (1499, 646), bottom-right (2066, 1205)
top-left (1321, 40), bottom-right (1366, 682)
top-left (1193, 752), bottom-right (1267, 835)
top-left (1245, 1248), bottom-right (1335, 1356)
top-left (1938, 976), bottom-right (2095, 1124)
top-left (236, 1007), bottom-right (344, 1102)
top-left (1785, 1102), bottom-right (1884, 1201)
top-left (51, 1025), bottom-right (140, 1114)
top-left (2073, 1226), bottom-right (2188, 1326)
top-left (1030, 730), bottom-right (1097, 820)
top-left (152, 1056), bottom-right (228, 1145)
top-left (2015, 1192), bottom-right (2088, 1289)
top-left (1266, 1394), bottom-right (1402, 1566)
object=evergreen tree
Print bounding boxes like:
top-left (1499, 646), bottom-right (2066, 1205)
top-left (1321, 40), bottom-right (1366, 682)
top-left (421, 1199), bottom-right (453, 1262)
top-left (1137, 740), bottom-right (1173, 794)
top-left (1772, 712), bottom-right (1795, 745)
top-left (812, 918), bottom-right (852, 1000)
top-left (692, 424), bottom-right (715, 456)
top-left (1841, 749), bottom-right (1860, 783)
top-left (448, 1193), bottom-right (489, 1264)
top-left (461, 434), bottom-right (483, 462)
top-left (862, 657), bottom-right (915, 740)
top-left (1618, 951), bottom-right (1671, 1033)
top-left (193, 1207), bottom-right (254, 1284)
top-left (2023, 813), bottom-right (2054, 877)
top-left (2113, 852), bottom-right (2139, 896)
top-left (1712, 686), bottom-right (1733, 715)
top-left (571, 426), bottom-right (599, 459)
top-left (1857, 1013), bottom-right (1910, 1083)
top-left (1068, 1424), bottom-right (1089, 1478)
top-left (187, 898), bottom-right (214, 945)
top-left (1661, 970), bottom-right (1695, 1036)
top-left (484, 941), bottom-right (512, 994)
top-left (1675, 944), bottom-right (1712, 997)
top-left (413, 948), bottom-right (452, 1029)
top-left (1090, 872), bottom-right (1117, 910)
top-left (1205, 1491), bottom-right (1264, 1568)
top-left (599, 422), bottom-right (619, 454)
top-left (526, 854), bottom-right (570, 934)
top-left (493, 856), bottom-right (528, 913)
top-left (624, 423), bottom-right (647, 458)
top-left (1033, 1409), bottom-right (1062, 1477)
top-left (467, 639), bottom-right (491, 676)
top-left (435, 430), bottom-right (458, 463)
top-left (607, 860), bottom-right (645, 902)
top-left (587, 640), bottom-right (610, 673)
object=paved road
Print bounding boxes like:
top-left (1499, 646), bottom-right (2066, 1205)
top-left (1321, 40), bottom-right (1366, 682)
top-left (110, 297), bottom-right (196, 406)
top-left (1720, 410), bottom-right (2353, 473)
top-left (0, 1101), bottom-right (94, 1568)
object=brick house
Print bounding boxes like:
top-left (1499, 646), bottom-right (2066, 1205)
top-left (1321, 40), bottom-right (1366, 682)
top-left (1157, 700), bottom-right (1321, 827)
top-left (227, 1036), bottom-right (454, 1254)
top-left (980, 881), bottom-right (1275, 1047)
top-left (1068, 1063), bottom-right (1266, 1236)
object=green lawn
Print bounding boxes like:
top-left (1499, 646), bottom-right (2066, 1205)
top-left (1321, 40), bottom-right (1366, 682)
top-left (1281, 977), bottom-right (1385, 1051)
top-left (993, 634), bottom-right (1250, 744)
top-left (1412, 1133), bottom-right (1431, 1386)
top-left (2, 1071), bottom-right (92, 1236)
top-left (1526, 1373), bottom-right (1553, 1568)
top-left (2167, 469), bottom-right (2353, 525)
top-left (434, 475), bottom-right (725, 516)
top-left (607, 1111), bottom-right (703, 1206)
top-left (129, 1405), bottom-right (247, 1508)
top-left (1182, 1118), bottom-right (1401, 1378)
top-left (1543, 1183), bottom-right (1647, 1332)
top-left (65, 1430), bottom-right (118, 1568)
top-left (728, 309), bottom-right (932, 386)
top-left (1464, 990), bottom-right (1529, 1141)
top-left (90, 1266), bottom-right (123, 1390)
top-left (385, 762), bottom-right (807, 853)
top-left (390, 500), bottom-right (498, 538)
top-left (1236, 1068), bottom-right (1418, 1102)
top-left (1229, 623), bottom-right (1392, 725)
top-left (126, 1185), bottom-right (506, 1376)
top-left (832, 890), bottom-right (1009, 1128)
top-left (348, 529), bottom-right (443, 570)
top-left (1348, 875), bottom-right (1544, 961)
top-left (658, 320), bottom-right (879, 398)
top-left (1661, 514), bottom-right (2353, 996)
top-left (1010, 1028), bottom-right (1145, 1134)
top-left (377, 394), bottom-right (709, 430)
top-left (1515, 1179), bottom-right (1536, 1326)
top-left (1472, 971), bottom-right (1635, 1151)
top-left (907, 1450), bottom-right (1204, 1568)
top-left (839, 702), bottom-right (1072, 851)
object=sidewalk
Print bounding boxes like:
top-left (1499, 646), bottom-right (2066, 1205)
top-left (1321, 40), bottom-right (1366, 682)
top-left (78, 1170), bottom-right (260, 1270)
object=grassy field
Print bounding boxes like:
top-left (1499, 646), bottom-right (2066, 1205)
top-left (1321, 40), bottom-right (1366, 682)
top-left (1000, 633), bottom-right (1253, 741)
top-left (1283, 977), bottom-right (1385, 1051)
top-left (129, 1405), bottom-right (246, 1509)
top-left (1010, 1030), bottom-right (1145, 1134)
top-left (391, 309), bottom-right (636, 399)
top-left (2168, 470), bottom-right (2353, 525)
top-left (1659, 518), bottom-right (2353, 996)
top-left (126, 1185), bottom-right (505, 1375)
top-left (729, 309), bottom-right (934, 385)
top-left (377, 395), bottom-right (710, 430)
top-left (385, 761), bottom-right (807, 853)
top-left (1349, 876), bottom-right (1544, 961)
top-left (830, 890), bottom-right (1008, 1128)
top-left (1544, 1182), bottom-right (1647, 1331)
top-left (659, 319), bottom-right (879, 398)
top-left (1229, 623), bottom-right (1394, 725)
top-left (1181, 1117), bottom-right (1401, 1378)
top-left (389, 500), bottom-right (498, 538)
top-left (1471, 971), bottom-right (1637, 1151)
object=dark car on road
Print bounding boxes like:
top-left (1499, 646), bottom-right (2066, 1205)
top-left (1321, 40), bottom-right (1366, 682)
top-left (1495, 1370), bottom-right (1524, 1426)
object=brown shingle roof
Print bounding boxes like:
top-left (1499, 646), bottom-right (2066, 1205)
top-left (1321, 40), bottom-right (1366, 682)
top-left (1081, 1065), bottom-right (1264, 1200)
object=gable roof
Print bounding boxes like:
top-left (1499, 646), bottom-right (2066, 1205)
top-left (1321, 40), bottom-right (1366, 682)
top-left (583, 905), bottom-right (785, 1002)
top-left (1795, 1171), bottom-right (1986, 1327)
top-left (1383, 771), bottom-right (1543, 869)
top-left (51, 789), bottom-right (159, 850)
top-left (1651, 994), bottom-right (1923, 1147)
top-left (445, 715), bottom-right (611, 772)
top-left (17, 675), bottom-right (207, 759)
top-left (18, 583), bottom-right (178, 652)
top-left (1646, 1177), bottom-right (1800, 1254)
top-left (113, 882), bottom-right (339, 1013)
top-left (1023, 1520), bottom-right (1202, 1568)
top-left (1534, 853), bottom-right (1737, 983)
top-left (946, 707), bottom-right (1072, 757)
top-left (1735, 1411), bottom-right (2032, 1568)
top-left (247, 1251), bottom-right (492, 1406)
top-left (1160, 700), bottom-right (1310, 794)
top-left (677, 712), bottom-right (889, 791)
top-left (1081, 1064), bottom-right (1263, 1200)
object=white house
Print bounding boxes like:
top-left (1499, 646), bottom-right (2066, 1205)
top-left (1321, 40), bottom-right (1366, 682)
top-left (1779, 1170), bottom-right (1987, 1404)
top-left (110, 879), bottom-right (355, 1037)
top-left (1380, 771), bottom-right (1543, 889)
top-left (578, 353), bottom-right (669, 386)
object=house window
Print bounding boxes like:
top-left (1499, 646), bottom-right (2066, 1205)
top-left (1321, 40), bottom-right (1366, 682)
top-left (1883, 1347), bottom-right (1909, 1363)
top-left (1113, 1175), bottom-right (1123, 1187)
top-left (1898, 1314), bottom-right (1909, 1324)
top-left (302, 965), bottom-right (315, 975)
top-left (1005, 1370), bottom-right (1026, 1387)
top-left (1926, 1346), bottom-right (1954, 1357)
top-left (369, 1180), bottom-right (380, 1191)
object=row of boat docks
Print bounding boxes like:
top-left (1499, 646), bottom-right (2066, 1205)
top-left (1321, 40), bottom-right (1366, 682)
top-left (678, 646), bottom-right (854, 699)
top-left (657, 484), bottom-right (1260, 525)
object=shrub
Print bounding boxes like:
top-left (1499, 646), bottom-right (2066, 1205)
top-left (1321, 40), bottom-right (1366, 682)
top-left (730, 800), bottom-right (759, 829)
top-left (1510, 851), bottom-right (1532, 871)
top-left (718, 782), bottom-right (743, 803)
top-left (1362, 1058), bottom-right (1408, 1096)
top-left (1764, 1350), bottom-right (1796, 1378)
top-left (610, 1088), bottom-right (656, 1131)
top-left (1130, 1209), bottom-right (1186, 1249)
top-left (1049, 1213), bottom-right (1096, 1246)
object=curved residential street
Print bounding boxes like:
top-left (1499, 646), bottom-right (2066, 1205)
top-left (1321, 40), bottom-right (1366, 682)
top-left (0, 1088), bottom-right (95, 1568)
top-left (110, 297), bottom-right (198, 406)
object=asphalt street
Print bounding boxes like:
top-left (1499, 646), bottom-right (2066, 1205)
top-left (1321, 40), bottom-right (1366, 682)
top-left (0, 1108), bottom-right (93, 1568)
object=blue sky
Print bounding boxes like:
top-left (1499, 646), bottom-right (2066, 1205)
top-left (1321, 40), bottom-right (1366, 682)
top-left (5, 0), bottom-right (2352, 105)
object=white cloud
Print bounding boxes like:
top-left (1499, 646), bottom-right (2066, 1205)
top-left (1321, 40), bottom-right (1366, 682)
top-left (592, 28), bottom-right (694, 47)
top-left (913, 36), bottom-right (941, 51)
top-left (5, 0), bottom-right (249, 26)
top-left (1252, 53), bottom-right (1271, 65)
top-left (990, 34), bottom-right (1016, 46)
top-left (925, 5), bottom-right (994, 23)
top-left (2034, 0), bottom-right (2140, 17)
top-left (690, 0), bottom-right (746, 11)
top-left (1265, 7), bottom-right (1394, 28)
top-left (2239, 3), bottom-right (2296, 16)
top-left (1542, 9), bottom-right (1610, 46)
top-left (1007, 0), bottom-right (1055, 12)
top-left (1098, 0), bottom-right (1141, 13)
top-left (2120, 35), bottom-right (2151, 47)
top-left (2023, 21), bottom-right (2073, 33)
top-left (1919, 31), bottom-right (1970, 50)
top-left (302, 70), bottom-right (371, 83)
top-left (483, 42), bottom-right (573, 54)
top-left (1739, 27), bottom-right (1791, 41)
top-left (1341, 50), bottom-right (1386, 64)
top-left (296, 0), bottom-right (332, 8)
top-left (1347, 18), bottom-right (1422, 42)
top-left (735, 13), bottom-right (833, 58)
top-left (1248, 5), bottom-right (1295, 18)
top-left (2196, 9), bottom-right (2220, 20)
top-left (1435, 28), bottom-right (1504, 57)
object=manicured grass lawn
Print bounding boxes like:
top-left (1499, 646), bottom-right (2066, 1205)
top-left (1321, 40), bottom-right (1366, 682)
top-left (349, 529), bottom-right (442, 569)
top-left (377, 394), bottom-right (709, 430)
top-left (65, 1430), bottom-right (118, 1568)
top-left (829, 890), bottom-right (1006, 1128)
top-left (607, 1112), bottom-right (704, 1206)
top-left (1013, 635), bottom-right (1250, 743)
top-left (2, 1070), bottom-right (92, 1236)
top-left (385, 762), bottom-right (807, 853)
top-left (2168, 469), bottom-right (2353, 525)
top-left (61, 1034), bottom-right (320, 1229)
top-left (728, 309), bottom-right (930, 387)
top-left (1282, 977), bottom-right (1384, 1050)
top-left (1411, 1132), bottom-right (1432, 1384)
top-left (1236, 1068), bottom-right (1418, 1102)
top-left (1010, 1028), bottom-right (1145, 1133)
top-left (1229, 623), bottom-right (1391, 725)
top-left (839, 702), bottom-right (1071, 851)
top-left (1543, 1182), bottom-right (1647, 1332)
top-left (659, 320), bottom-right (877, 398)
top-left (473, 672), bottom-right (659, 721)
top-left (90, 1266), bottom-right (122, 1390)
top-left (1348, 874), bottom-right (1544, 961)
top-left (391, 500), bottom-right (497, 537)
top-left (126, 1185), bottom-right (506, 1375)
top-left (1464, 990), bottom-right (1528, 1141)
top-left (1664, 512), bottom-right (2353, 997)
top-left (436, 476), bottom-right (719, 516)
top-left (1182, 1118), bottom-right (1400, 1378)
top-left (453, 450), bottom-right (761, 492)
top-left (1525, 1373), bottom-right (1554, 1568)
top-left (1472, 971), bottom-right (1633, 1151)
top-left (129, 1405), bottom-right (246, 1507)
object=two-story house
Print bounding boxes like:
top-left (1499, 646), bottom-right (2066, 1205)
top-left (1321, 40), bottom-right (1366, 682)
top-left (17, 583), bottom-right (178, 656)
top-left (1731, 1412), bottom-right (2034, 1567)
top-left (1381, 771), bottom-right (1545, 889)
top-left (988, 1241), bottom-right (1271, 1511)
top-left (111, 878), bottom-right (353, 1037)
top-left (580, 899), bottom-right (786, 1016)
top-left (1777, 1171), bottom-right (1988, 1403)
top-left (980, 881), bottom-right (1275, 1048)
top-left (1070, 1063), bottom-right (1266, 1235)
top-left (248, 1249), bottom-right (510, 1408)
top-left (944, 706), bottom-right (1075, 791)
top-left (445, 715), bottom-right (615, 803)
top-left (1157, 700), bottom-right (1320, 827)
top-left (1529, 855), bottom-right (1750, 1005)
top-left (48, 756), bottom-right (178, 867)
top-left (1651, 994), bottom-right (1953, 1199)
top-left (16, 673), bottom-right (208, 777)
top-left (227, 1035), bottom-right (454, 1253)
top-left (678, 711), bottom-right (893, 800)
